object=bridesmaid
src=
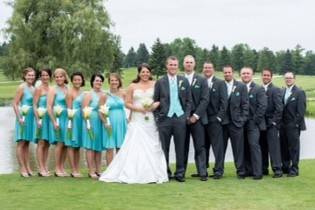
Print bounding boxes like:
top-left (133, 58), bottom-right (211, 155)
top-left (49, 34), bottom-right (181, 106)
top-left (66, 72), bottom-right (85, 178)
top-left (47, 68), bottom-right (69, 177)
top-left (100, 73), bottom-right (127, 165)
top-left (12, 67), bottom-right (36, 177)
top-left (33, 68), bottom-right (52, 177)
top-left (82, 73), bottom-right (106, 178)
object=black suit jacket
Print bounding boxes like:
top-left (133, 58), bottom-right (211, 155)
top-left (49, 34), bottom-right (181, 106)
top-left (189, 73), bottom-right (209, 125)
top-left (222, 80), bottom-right (249, 128)
top-left (265, 83), bottom-right (283, 128)
top-left (206, 77), bottom-right (228, 123)
top-left (282, 85), bottom-right (306, 130)
top-left (247, 82), bottom-right (267, 130)
top-left (153, 75), bottom-right (192, 122)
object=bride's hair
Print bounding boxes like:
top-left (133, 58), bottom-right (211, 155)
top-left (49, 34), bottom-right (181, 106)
top-left (132, 63), bottom-right (153, 83)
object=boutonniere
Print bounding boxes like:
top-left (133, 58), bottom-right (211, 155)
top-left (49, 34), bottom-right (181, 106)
top-left (178, 80), bottom-right (183, 88)
top-left (291, 97), bottom-right (296, 101)
top-left (232, 85), bottom-right (236, 93)
top-left (249, 94), bottom-right (254, 98)
top-left (212, 88), bottom-right (216, 92)
top-left (235, 92), bottom-right (240, 96)
top-left (192, 78), bottom-right (197, 86)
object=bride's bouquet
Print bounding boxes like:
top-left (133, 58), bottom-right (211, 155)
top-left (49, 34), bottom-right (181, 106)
top-left (99, 104), bottom-right (112, 137)
top-left (141, 98), bottom-right (153, 121)
top-left (36, 107), bottom-right (47, 138)
top-left (83, 106), bottom-right (95, 140)
top-left (19, 105), bottom-right (31, 136)
top-left (67, 108), bottom-right (77, 140)
top-left (54, 105), bottom-right (63, 140)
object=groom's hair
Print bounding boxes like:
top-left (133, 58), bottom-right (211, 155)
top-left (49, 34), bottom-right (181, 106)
top-left (165, 56), bottom-right (178, 65)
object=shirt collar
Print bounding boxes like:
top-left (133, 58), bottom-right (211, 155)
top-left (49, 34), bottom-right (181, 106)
top-left (225, 79), bottom-right (234, 86)
top-left (286, 84), bottom-right (294, 92)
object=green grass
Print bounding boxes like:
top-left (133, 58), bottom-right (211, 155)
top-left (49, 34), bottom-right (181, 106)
top-left (1, 161), bottom-right (315, 210)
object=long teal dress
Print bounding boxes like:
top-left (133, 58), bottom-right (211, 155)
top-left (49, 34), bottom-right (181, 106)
top-left (48, 86), bottom-right (68, 145)
top-left (82, 91), bottom-right (104, 152)
top-left (15, 84), bottom-right (36, 142)
top-left (103, 93), bottom-right (127, 149)
top-left (35, 94), bottom-right (50, 142)
top-left (67, 92), bottom-right (83, 148)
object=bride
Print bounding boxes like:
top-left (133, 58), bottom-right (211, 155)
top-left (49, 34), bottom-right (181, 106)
top-left (99, 63), bottom-right (168, 184)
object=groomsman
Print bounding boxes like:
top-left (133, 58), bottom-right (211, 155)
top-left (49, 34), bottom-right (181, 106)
top-left (182, 55), bottom-right (209, 181)
top-left (203, 62), bottom-right (228, 179)
top-left (280, 71), bottom-right (306, 177)
top-left (259, 68), bottom-right (283, 178)
top-left (153, 56), bottom-right (192, 182)
top-left (240, 67), bottom-right (267, 180)
top-left (222, 65), bottom-right (248, 178)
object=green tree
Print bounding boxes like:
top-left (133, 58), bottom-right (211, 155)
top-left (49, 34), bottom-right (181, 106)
top-left (209, 45), bottom-right (220, 69)
top-left (231, 44), bottom-right (245, 71)
top-left (218, 46), bottom-right (231, 71)
top-left (279, 49), bottom-right (294, 74)
top-left (109, 36), bottom-right (124, 74)
top-left (292, 44), bottom-right (304, 74)
top-left (135, 43), bottom-right (150, 65)
top-left (195, 48), bottom-right (210, 72)
top-left (123, 47), bottom-right (137, 68)
top-left (257, 47), bottom-right (276, 73)
top-left (302, 51), bottom-right (315, 75)
top-left (3, 0), bottom-right (114, 79)
top-left (149, 38), bottom-right (167, 79)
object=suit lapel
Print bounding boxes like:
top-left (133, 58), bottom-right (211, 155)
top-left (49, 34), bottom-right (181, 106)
top-left (285, 85), bottom-right (297, 106)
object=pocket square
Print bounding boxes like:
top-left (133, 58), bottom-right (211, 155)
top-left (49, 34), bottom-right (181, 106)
top-left (291, 97), bottom-right (296, 101)
top-left (212, 88), bottom-right (216, 92)
top-left (194, 85), bottom-right (200, 88)
top-left (235, 92), bottom-right (240, 96)
top-left (181, 87), bottom-right (186, 90)
top-left (249, 94), bottom-right (254, 98)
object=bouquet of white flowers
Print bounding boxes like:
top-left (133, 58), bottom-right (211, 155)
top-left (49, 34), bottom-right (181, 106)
top-left (67, 109), bottom-right (77, 140)
top-left (19, 105), bottom-right (31, 136)
top-left (142, 98), bottom-right (153, 121)
top-left (83, 106), bottom-right (94, 140)
top-left (53, 105), bottom-right (63, 139)
top-left (36, 107), bottom-right (46, 138)
top-left (99, 104), bottom-right (112, 136)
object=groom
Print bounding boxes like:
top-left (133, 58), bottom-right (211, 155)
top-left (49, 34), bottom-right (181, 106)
top-left (153, 56), bottom-right (192, 182)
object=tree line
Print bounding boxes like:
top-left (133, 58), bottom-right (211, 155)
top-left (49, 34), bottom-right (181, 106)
top-left (123, 38), bottom-right (315, 78)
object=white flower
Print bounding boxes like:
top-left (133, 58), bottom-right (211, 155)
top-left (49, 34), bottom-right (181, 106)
top-left (37, 107), bottom-right (46, 118)
top-left (99, 104), bottom-right (110, 117)
top-left (20, 105), bottom-right (31, 115)
top-left (67, 109), bottom-right (77, 119)
top-left (142, 98), bottom-right (153, 109)
top-left (83, 106), bottom-right (92, 119)
top-left (54, 105), bottom-right (63, 116)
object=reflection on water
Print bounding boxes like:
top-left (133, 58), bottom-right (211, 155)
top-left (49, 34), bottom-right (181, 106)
top-left (1, 106), bottom-right (314, 174)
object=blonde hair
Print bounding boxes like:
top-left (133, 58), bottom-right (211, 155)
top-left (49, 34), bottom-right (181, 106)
top-left (22, 67), bottom-right (35, 81)
top-left (54, 68), bottom-right (69, 84)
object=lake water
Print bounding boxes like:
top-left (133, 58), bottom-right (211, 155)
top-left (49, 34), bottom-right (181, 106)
top-left (0, 106), bottom-right (314, 174)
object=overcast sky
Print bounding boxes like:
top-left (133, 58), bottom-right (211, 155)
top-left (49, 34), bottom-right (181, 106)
top-left (1, 0), bottom-right (315, 53)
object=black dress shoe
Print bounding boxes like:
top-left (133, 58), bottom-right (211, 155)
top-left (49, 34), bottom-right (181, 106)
top-left (200, 176), bottom-right (208, 181)
top-left (175, 176), bottom-right (185, 182)
top-left (272, 173), bottom-right (283, 178)
top-left (262, 170), bottom-right (269, 176)
top-left (208, 174), bottom-right (215, 178)
top-left (287, 172), bottom-right (298, 177)
top-left (191, 173), bottom-right (200, 177)
top-left (253, 175), bottom-right (263, 180)
top-left (168, 175), bottom-right (174, 180)
top-left (213, 174), bottom-right (222, 179)
top-left (237, 174), bottom-right (246, 179)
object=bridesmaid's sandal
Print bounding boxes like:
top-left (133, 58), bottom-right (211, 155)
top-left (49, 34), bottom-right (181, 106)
top-left (20, 172), bottom-right (30, 178)
top-left (95, 172), bottom-right (101, 177)
top-left (88, 173), bottom-right (99, 179)
top-left (71, 173), bottom-right (83, 178)
top-left (54, 172), bottom-right (65, 177)
top-left (38, 172), bottom-right (50, 177)
top-left (27, 172), bottom-right (34, 177)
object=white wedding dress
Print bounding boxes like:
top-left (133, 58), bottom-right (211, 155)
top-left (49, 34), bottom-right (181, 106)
top-left (99, 88), bottom-right (168, 184)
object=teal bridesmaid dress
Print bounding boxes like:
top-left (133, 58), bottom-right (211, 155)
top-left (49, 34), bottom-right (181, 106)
top-left (82, 91), bottom-right (104, 152)
top-left (103, 93), bottom-right (127, 149)
top-left (48, 86), bottom-right (68, 144)
top-left (35, 94), bottom-right (50, 142)
top-left (67, 92), bottom-right (83, 148)
top-left (15, 84), bottom-right (36, 142)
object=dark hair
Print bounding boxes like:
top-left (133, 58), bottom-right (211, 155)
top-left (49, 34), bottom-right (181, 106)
top-left (40, 68), bottom-right (52, 78)
top-left (165, 55), bottom-right (178, 65)
top-left (22, 67), bottom-right (36, 81)
top-left (90, 73), bottom-right (104, 88)
top-left (132, 63), bottom-right (153, 83)
top-left (262, 68), bottom-right (273, 77)
top-left (222, 64), bottom-right (233, 71)
top-left (71, 72), bottom-right (85, 87)
top-left (108, 73), bottom-right (123, 88)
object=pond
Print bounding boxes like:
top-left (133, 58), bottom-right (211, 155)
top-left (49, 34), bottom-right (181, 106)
top-left (0, 106), bottom-right (314, 174)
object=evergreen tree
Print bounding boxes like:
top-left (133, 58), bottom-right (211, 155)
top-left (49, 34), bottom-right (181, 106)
top-left (149, 38), bottom-right (167, 79)
top-left (123, 47), bottom-right (137, 68)
top-left (135, 43), bottom-right (150, 65)
top-left (257, 47), bottom-right (276, 72)
top-left (218, 46), bottom-right (231, 71)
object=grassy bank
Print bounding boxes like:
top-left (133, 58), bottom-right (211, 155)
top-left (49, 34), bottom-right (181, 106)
top-left (1, 161), bottom-right (315, 210)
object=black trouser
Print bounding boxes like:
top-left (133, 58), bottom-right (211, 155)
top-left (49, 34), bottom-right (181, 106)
top-left (243, 121), bottom-right (262, 177)
top-left (260, 126), bottom-right (282, 174)
top-left (280, 124), bottom-right (301, 174)
top-left (205, 120), bottom-right (224, 175)
top-left (183, 120), bottom-right (207, 177)
top-left (223, 123), bottom-right (245, 176)
top-left (158, 115), bottom-right (187, 178)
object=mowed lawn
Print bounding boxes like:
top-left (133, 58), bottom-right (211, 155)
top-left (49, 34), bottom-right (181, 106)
top-left (0, 161), bottom-right (315, 210)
